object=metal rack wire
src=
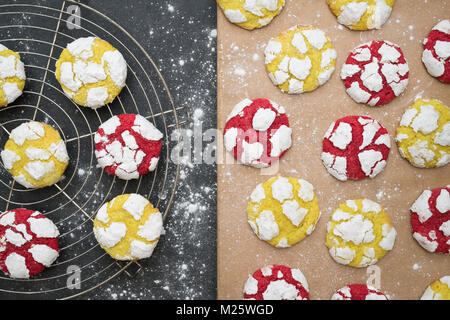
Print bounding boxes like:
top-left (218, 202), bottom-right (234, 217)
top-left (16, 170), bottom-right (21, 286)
top-left (0, 0), bottom-right (189, 299)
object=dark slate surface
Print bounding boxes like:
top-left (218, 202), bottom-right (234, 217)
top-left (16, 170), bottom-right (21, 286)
top-left (0, 0), bottom-right (217, 300)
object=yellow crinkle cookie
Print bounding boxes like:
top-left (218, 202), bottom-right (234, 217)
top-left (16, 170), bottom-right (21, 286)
top-left (93, 193), bottom-right (163, 261)
top-left (217, 0), bottom-right (285, 30)
top-left (264, 25), bottom-right (336, 94)
top-left (396, 99), bottom-right (450, 168)
top-left (326, 199), bottom-right (396, 268)
top-left (247, 176), bottom-right (321, 248)
top-left (327, 0), bottom-right (395, 31)
top-left (421, 276), bottom-right (450, 300)
top-left (0, 44), bottom-right (26, 107)
top-left (55, 37), bottom-right (127, 109)
top-left (1, 121), bottom-right (69, 189)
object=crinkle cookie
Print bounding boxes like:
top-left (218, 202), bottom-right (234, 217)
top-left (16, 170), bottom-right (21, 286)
top-left (422, 20), bottom-right (450, 83)
top-left (326, 199), bottom-right (397, 268)
top-left (341, 40), bottom-right (409, 106)
top-left (0, 44), bottom-right (26, 107)
top-left (327, 0), bottom-right (395, 31)
top-left (247, 176), bottom-right (321, 248)
top-left (321, 116), bottom-right (391, 181)
top-left (223, 98), bottom-right (292, 168)
top-left (410, 187), bottom-right (450, 254)
top-left (93, 193), bottom-right (163, 261)
top-left (421, 276), bottom-right (450, 300)
top-left (243, 265), bottom-right (309, 300)
top-left (217, 0), bottom-right (285, 30)
top-left (396, 99), bottom-right (449, 168)
top-left (265, 25), bottom-right (336, 94)
top-left (1, 121), bottom-right (69, 188)
top-left (331, 284), bottom-right (389, 300)
top-left (0, 208), bottom-right (59, 279)
top-left (94, 114), bottom-right (163, 180)
top-left (55, 37), bottom-right (127, 109)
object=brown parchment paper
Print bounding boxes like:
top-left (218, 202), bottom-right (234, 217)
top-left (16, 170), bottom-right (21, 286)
top-left (217, 0), bottom-right (450, 300)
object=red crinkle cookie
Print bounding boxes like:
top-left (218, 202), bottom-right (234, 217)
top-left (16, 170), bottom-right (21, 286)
top-left (0, 208), bottom-right (60, 279)
top-left (321, 115), bottom-right (391, 181)
top-left (341, 40), bottom-right (409, 106)
top-left (331, 284), bottom-right (389, 300)
top-left (223, 98), bottom-right (292, 168)
top-left (422, 20), bottom-right (450, 83)
top-left (243, 265), bottom-right (309, 300)
top-left (411, 187), bottom-right (450, 254)
top-left (94, 114), bottom-right (163, 180)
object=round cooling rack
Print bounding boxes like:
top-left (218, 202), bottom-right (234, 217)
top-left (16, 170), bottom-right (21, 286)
top-left (0, 0), bottom-right (189, 299)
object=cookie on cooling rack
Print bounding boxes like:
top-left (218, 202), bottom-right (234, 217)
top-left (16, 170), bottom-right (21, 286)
top-left (217, 0), bottom-right (285, 30)
top-left (327, 0), bottom-right (395, 31)
top-left (422, 20), bottom-right (450, 83)
top-left (326, 199), bottom-right (397, 268)
top-left (0, 44), bottom-right (26, 107)
top-left (55, 37), bottom-right (127, 109)
top-left (421, 276), bottom-right (450, 300)
top-left (341, 40), bottom-right (409, 107)
top-left (321, 115), bottom-right (391, 181)
top-left (264, 25), bottom-right (336, 94)
top-left (396, 99), bottom-right (449, 168)
top-left (331, 284), bottom-right (389, 300)
top-left (93, 193), bottom-right (163, 261)
top-left (1, 121), bottom-right (69, 189)
top-left (223, 98), bottom-right (292, 168)
top-left (0, 208), bottom-right (60, 279)
top-left (410, 187), bottom-right (450, 254)
top-left (94, 114), bottom-right (163, 180)
top-left (243, 265), bottom-right (309, 300)
top-left (247, 176), bottom-right (321, 248)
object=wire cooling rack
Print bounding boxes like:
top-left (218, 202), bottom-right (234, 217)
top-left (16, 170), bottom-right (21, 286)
top-left (0, 0), bottom-right (189, 299)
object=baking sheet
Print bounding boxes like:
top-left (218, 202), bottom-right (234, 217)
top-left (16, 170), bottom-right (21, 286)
top-left (217, 0), bottom-right (449, 300)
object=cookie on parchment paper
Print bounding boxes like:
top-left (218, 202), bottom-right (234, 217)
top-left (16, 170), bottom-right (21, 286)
top-left (223, 98), bottom-right (292, 168)
top-left (0, 208), bottom-right (59, 279)
top-left (321, 115), bottom-right (391, 181)
top-left (326, 199), bottom-right (397, 268)
top-left (265, 25), bottom-right (336, 94)
top-left (243, 265), bottom-right (309, 300)
top-left (247, 176), bottom-right (321, 248)
top-left (422, 19), bottom-right (450, 83)
top-left (327, 0), bottom-right (395, 31)
top-left (396, 98), bottom-right (449, 168)
top-left (410, 187), bottom-right (450, 254)
top-left (331, 284), bottom-right (390, 300)
top-left (217, 0), bottom-right (285, 30)
top-left (341, 40), bottom-right (409, 107)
